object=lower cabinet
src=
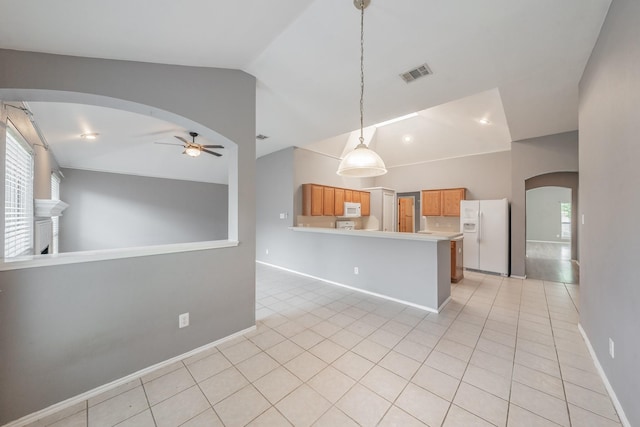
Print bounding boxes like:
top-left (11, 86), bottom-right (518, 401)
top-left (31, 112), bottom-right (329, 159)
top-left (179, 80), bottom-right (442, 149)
top-left (451, 239), bottom-right (464, 283)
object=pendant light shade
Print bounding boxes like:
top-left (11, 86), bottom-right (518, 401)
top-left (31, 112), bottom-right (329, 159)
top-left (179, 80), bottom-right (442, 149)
top-left (337, 143), bottom-right (387, 177)
top-left (337, 0), bottom-right (387, 178)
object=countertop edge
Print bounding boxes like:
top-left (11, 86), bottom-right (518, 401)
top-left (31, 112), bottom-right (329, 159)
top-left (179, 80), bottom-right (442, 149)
top-left (289, 227), bottom-right (457, 241)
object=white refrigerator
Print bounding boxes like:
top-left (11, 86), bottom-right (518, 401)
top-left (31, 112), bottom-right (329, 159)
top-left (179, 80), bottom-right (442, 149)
top-left (460, 199), bottom-right (509, 276)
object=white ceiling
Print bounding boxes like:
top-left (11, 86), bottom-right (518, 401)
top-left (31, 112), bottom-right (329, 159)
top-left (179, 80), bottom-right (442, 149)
top-left (26, 102), bottom-right (229, 184)
top-left (0, 0), bottom-right (611, 180)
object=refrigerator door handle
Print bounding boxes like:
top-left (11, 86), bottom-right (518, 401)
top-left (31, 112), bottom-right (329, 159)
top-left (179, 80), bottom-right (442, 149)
top-left (478, 211), bottom-right (482, 243)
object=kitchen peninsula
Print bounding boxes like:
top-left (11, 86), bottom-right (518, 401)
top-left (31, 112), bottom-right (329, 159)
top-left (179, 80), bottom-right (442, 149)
top-left (288, 226), bottom-right (455, 312)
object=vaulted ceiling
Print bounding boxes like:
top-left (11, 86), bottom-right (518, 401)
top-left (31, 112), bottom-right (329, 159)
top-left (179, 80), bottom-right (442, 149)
top-left (0, 0), bottom-right (611, 182)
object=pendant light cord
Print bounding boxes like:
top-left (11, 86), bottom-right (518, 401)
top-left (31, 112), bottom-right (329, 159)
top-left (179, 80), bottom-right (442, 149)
top-left (359, 0), bottom-right (365, 145)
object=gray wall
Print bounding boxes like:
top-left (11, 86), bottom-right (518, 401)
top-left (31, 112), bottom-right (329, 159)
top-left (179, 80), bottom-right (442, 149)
top-left (526, 186), bottom-right (571, 243)
top-left (374, 150), bottom-right (512, 200)
top-left (579, 0), bottom-right (639, 424)
top-left (59, 168), bottom-right (228, 252)
top-left (510, 131), bottom-right (578, 276)
top-left (0, 49), bottom-right (256, 424)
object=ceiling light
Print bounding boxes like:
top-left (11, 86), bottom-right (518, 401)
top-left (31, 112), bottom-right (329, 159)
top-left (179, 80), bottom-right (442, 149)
top-left (374, 112), bottom-right (419, 128)
top-left (402, 135), bottom-right (414, 144)
top-left (478, 118), bottom-right (491, 125)
top-left (338, 0), bottom-right (387, 178)
top-left (80, 133), bottom-right (99, 140)
top-left (184, 146), bottom-right (201, 157)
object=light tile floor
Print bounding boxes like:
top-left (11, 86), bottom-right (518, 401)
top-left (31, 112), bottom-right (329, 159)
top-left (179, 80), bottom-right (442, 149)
top-left (25, 265), bottom-right (621, 427)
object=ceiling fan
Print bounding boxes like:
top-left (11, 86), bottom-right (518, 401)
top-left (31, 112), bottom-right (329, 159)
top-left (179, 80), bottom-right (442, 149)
top-left (155, 131), bottom-right (223, 157)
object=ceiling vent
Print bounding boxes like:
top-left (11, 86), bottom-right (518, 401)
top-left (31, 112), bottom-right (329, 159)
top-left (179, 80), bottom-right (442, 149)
top-left (400, 63), bottom-right (433, 83)
top-left (256, 134), bottom-right (269, 140)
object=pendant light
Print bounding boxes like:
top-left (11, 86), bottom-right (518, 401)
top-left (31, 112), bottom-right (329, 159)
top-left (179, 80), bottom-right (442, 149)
top-left (337, 0), bottom-right (387, 177)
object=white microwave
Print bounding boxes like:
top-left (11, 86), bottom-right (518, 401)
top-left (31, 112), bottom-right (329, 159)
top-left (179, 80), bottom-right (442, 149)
top-left (342, 202), bottom-right (361, 218)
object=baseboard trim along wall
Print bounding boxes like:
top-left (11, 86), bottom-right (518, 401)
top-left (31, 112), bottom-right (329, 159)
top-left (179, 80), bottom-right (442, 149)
top-left (3, 325), bottom-right (257, 427)
top-left (510, 274), bottom-right (527, 279)
top-left (257, 261), bottom-right (446, 314)
top-left (578, 324), bottom-right (630, 427)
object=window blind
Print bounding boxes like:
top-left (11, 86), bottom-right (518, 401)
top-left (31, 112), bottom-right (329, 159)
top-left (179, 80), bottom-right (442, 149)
top-left (4, 123), bottom-right (34, 258)
top-left (51, 173), bottom-right (61, 254)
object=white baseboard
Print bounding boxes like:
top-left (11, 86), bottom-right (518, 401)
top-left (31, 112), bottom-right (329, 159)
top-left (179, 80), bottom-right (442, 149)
top-left (510, 274), bottom-right (527, 279)
top-left (257, 261), bottom-right (441, 313)
top-left (578, 324), bottom-right (630, 427)
top-left (3, 326), bottom-right (256, 427)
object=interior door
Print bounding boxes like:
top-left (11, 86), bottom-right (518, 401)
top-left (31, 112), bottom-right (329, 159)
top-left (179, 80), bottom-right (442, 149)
top-left (398, 197), bottom-right (414, 233)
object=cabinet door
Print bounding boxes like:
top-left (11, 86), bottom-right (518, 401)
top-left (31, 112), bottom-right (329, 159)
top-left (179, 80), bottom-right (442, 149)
top-left (422, 190), bottom-right (442, 216)
top-left (323, 187), bottom-right (335, 216)
top-left (345, 190), bottom-right (353, 203)
top-left (352, 191), bottom-right (361, 203)
top-left (360, 191), bottom-right (370, 216)
top-left (309, 185), bottom-right (324, 216)
top-left (442, 188), bottom-right (466, 216)
top-left (334, 188), bottom-right (345, 216)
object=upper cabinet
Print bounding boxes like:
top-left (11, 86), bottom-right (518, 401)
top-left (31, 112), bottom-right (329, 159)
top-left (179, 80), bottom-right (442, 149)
top-left (421, 188), bottom-right (466, 217)
top-left (302, 184), bottom-right (370, 216)
top-left (421, 190), bottom-right (442, 216)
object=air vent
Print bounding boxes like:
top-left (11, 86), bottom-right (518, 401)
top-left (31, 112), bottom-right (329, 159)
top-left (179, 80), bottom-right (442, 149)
top-left (256, 134), bottom-right (269, 140)
top-left (400, 63), bottom-right (433, 83)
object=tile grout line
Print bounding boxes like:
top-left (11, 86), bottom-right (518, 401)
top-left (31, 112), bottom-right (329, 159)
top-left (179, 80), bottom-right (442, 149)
top-left (139, 376), bottom-right (159, 427)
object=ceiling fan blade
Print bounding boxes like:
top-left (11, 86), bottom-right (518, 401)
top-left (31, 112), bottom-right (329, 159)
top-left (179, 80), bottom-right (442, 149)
top-left (201, 149), bottom-right (222, 157)
top-left (201, 145), bottom-right (224, 149)
top-left (154, 141), bottom-right (184, 146)
top-left (175, 136), bottom-right (190, 144)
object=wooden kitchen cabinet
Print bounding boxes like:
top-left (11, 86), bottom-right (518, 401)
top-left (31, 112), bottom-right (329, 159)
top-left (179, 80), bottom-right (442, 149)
top-left (451, 239), bottom-right (464, 282)
top-left (442, 188), bottom-right (466, 217)
top-left (323, 186), bottom-right (335, 216)
top-left (334, 188), bottom-right (345, 216)
top-left (421, 188), bottom-right (466, 216)
top-left (302, 184), bottom-right (370, 217)
top-left (344, 190), bottom-right (353, 203)
top-left (360, 191), bottom-right (370, 216)
top-left (421, 190), bottom-right (442, 216)
top-left (302, 184), bottom-right (324, 216)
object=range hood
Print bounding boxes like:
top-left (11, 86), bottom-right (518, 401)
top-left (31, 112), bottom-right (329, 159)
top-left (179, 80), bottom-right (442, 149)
top-left (35, 199), bottom-right (69, 217)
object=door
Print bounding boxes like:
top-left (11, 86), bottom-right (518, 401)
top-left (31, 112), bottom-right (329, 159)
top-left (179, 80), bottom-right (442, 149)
top-left (461, 200), bottom-right (480, 269)
top-left (382, 192), bottom-right (395, 232)
top-left (478, 199), bottom-right (509, 275)
top-left (397, 197), bottom-right (414, 233)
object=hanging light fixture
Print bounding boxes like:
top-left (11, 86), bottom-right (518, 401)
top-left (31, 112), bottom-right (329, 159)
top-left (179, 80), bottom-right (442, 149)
top-left (337, 0), bottom-right (387, 177)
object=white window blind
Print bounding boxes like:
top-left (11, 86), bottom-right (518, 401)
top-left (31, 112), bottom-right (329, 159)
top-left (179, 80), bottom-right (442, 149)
top-left (51, 173), bottom-right (61, 254)
top-left (4, 122), bottom-right (34, 258)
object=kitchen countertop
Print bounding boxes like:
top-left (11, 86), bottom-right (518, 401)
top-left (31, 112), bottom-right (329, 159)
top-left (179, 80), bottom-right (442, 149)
top-left (417, 230), bottom-right (463, 239)
top-left (290, 227), bottom-right (460, 241)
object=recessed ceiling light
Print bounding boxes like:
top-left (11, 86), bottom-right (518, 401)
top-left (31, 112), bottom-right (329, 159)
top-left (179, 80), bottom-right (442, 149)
top-left (478, 118), bottom-right (491, 125)
top-left (80, 133), bottom-right (99, 140)
top-left (402, 135), bottom-right (414, 143)
top-left (374, 112), bottom-right (419, 128)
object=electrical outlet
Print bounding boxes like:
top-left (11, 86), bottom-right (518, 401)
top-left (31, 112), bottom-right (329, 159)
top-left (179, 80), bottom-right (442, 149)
top-left (354, 267), bottom-right (359, 275)
top-left (609, 338), bottom-right (615, 359)
top-left (266, 249), bottom-right (269, 255)
top-left (279, 212), bottom-right (288, 219)
top-left (582, 214), bottom-right (585, 225)
top-left (179, 313), bottom-right (189, 328)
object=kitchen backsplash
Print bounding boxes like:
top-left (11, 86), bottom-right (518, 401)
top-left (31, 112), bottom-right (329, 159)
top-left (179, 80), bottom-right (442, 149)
top-left (297, 215), bottom-right (364, 229)
top-left (422, 216), bottom-right (460, 232)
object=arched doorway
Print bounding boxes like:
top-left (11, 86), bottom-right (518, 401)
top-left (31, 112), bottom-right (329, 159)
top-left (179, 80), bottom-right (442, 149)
top-left (525, 172), bottom-right (579, 283)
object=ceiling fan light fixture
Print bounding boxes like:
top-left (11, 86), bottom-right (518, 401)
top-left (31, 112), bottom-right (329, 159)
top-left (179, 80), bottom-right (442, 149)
top-left (80, 132), bottom-right (99, 140)
top-left (337, 0), bottom-right (387, 178)
top-left (185, 145), bottom-right (201, 157)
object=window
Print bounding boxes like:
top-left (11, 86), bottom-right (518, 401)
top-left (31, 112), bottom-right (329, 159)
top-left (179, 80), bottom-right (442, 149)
top-left (51, 173), bottom-right (61, 254)
top-left (560, 202), bottom-right (571, 240)
top-left (4, 122), bottom-right (34, 257)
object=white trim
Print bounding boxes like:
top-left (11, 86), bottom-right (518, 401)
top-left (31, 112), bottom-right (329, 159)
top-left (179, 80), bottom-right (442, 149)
top-left (3, 325), bottom-right (256, 427)
top-left (0, 240), bottom-right (239, 271)
top-left (257, 261), bottom-right (442, 313)
top-left (510, 274), bottom-right (527, 279)
top-left (578, 324), bottom-right (630, 427)
top-left (526, 239), bottom-right (569, 244)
